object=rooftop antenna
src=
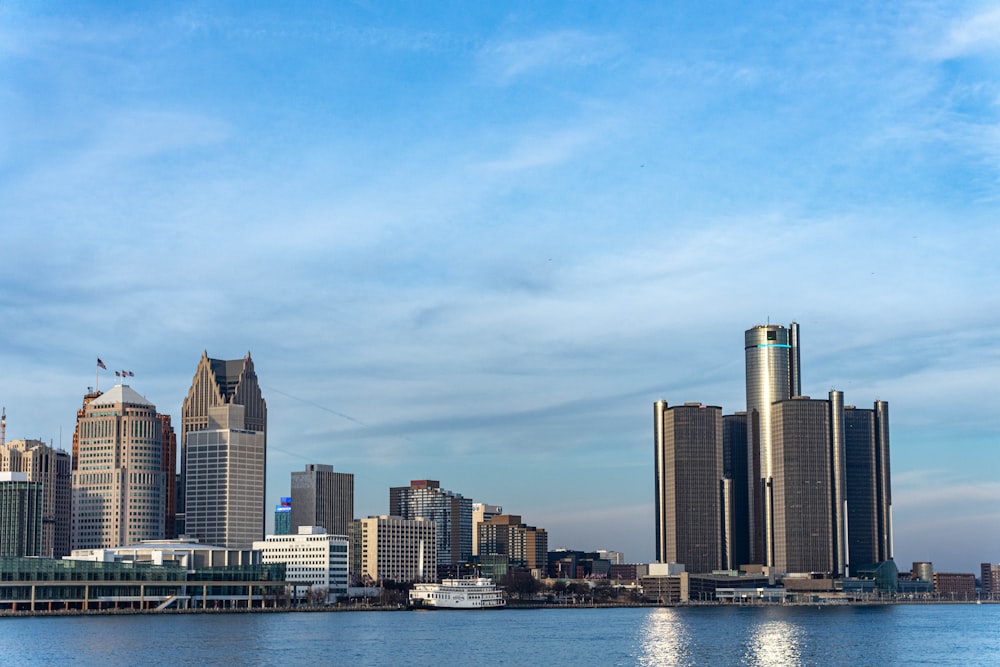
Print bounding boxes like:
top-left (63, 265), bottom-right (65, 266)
top-left (1, 407), bottom-right (5, 447)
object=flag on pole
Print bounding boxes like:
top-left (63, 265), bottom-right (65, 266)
top-left (127, 371), bottom-right (135, 377)
top-left (97, 358), bottom-right (107, 370)
top-left (115, 371), bottom-right (121, 377)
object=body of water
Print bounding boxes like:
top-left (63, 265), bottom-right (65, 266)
top-left (1, 604), bottom-right (998, 666)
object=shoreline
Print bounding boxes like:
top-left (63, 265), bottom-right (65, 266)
top-left (2, 598), bottom-right (993, 619)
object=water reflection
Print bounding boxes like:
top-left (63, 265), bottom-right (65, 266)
top-left (744, 618), bottom-right (802, 666)
top-left (638, 608), bottom-right (693, 666)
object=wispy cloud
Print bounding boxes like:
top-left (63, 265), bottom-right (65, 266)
top-left (933, 6), bottom-right (1000, 59)
top-left (477, 127), bottom-right (600, 171)
top-left (894, 477), bottom-right (1000, 509)
top-left (478, 29), bottom-right (621, 85)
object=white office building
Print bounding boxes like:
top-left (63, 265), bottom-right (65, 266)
top-left (253, 526), bottom-right (348, 603)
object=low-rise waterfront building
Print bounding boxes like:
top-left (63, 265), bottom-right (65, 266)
top-left (934, 572), bottom-right (976, 600)
top-left (0, 556), bottom-right (285, 612)
top-left (253, 526), bottom-right (348, 603)
top-left (68, 537), bottom-right (259, 569)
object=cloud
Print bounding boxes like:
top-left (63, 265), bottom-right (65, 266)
top-left (477, 127), bottom-right (599, 171)
top-left (933, 6), bottom-right (1000, 59)
top-left (895, 477), bottom-right (1000, 509)
top-left (478, 30), bottom-right (621, 85)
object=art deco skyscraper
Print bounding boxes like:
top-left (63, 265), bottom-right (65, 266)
top-left (744, 322), bottom-right (800, 567)
top-left (180, 351), bottom-right (266, 535)
top-left (71, 384), bottom-right (168, 549)
top-left (654, 401), bottom-right (724, 573)
top-left (290, 464), bottom-right (354, 536)
top-left (184, 404), bottom-right (265, 548)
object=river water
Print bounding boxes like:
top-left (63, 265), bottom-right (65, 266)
top-left (1, 604), bottom-right (997, 665)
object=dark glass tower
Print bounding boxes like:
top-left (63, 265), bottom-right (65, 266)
top-left (653, 401), bottom-right (724, 573)
top-left (771, 396), bottom-right (834, 574)
top-left (722, 412), bottom-right (749, 570)
top-left (844, 400), bottom-right (893, 570)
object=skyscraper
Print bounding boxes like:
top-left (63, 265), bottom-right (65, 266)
top-left (472, 502), bottom-right (503, 557)
top-left (70, 389), bottom-right (102, 473)
top-left (652, 321), bottom-right (893, 578)
top-left (275, 497), bottom-right (292, 535)
top-left (180, 351), bottom-right (266, 538)
top-left (770, 395), bottom-right (834, 574)
top-left (184, 404), bottom-right (265, 548)
top-left (159, 414), bottom-right (178, 539)
top-left (290, 464), bottom-right (354, 537)
top-left (71, 384), bottom-right (169, 549)
top-left (722, 412), bottom-right (749, 570)
top-left (744, 322), bottom-right (800, 567)
top-left (844, 400), bottom-right (893, 570)
top-left (389, 480), bottom-right (472, 567)
top-left (0, 472), bottom-right (42, 557)
top-left (653, 401), bottom-right (724, 573)
top-left (1, 439), bottom-right (72, 557)
top-left (477, 514), bottom-right (548, 571)
top-left (353, 515), bottom-right (437, 583)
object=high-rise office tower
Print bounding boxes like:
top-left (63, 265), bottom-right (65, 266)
top-left (722, 412), bottom-right (749, 570)
top-left (71, 384), bottom-right (168, 549)
top-left (159, 414), bottom-right (177, 539)
top-left (353, 515), bottom-right (437, 583)
top-left (389, 480), bottom-right (472, 566)
top-left (275, 497), bottom-right (292, 535)
top-left (770, 395), bottom-right (834, 574)
top-left (744, 322), bottom-right (800, 566)
top-left (472, 502), bottom-right (503, 557)
top-left (653, 401), bottom-right (724, 573)
top-left (477, 514), bottom-right (549, 571)
top-left (0, 472), bottom-right (42, 557)
top-left (844, 400), bottom-right (893, 570)
top-left (180, 351), bottom-right (266, 537)
top-left (981, 563), bottom-right (1000, 600)
top-left (1, 439), bottom-right (72, 557)
top-left (71, 389), bottom-right (102, 473)
top-left (290, 464), bottom-right (354, 536)
top-left (184, 404), bottom-right (265, 548)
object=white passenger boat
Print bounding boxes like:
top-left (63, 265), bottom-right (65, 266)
top-left (408, 577), bottom-right (506, 609)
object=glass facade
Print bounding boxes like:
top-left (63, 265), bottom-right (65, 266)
top-left (654, 403), bottom-right (724, 573)
top-left (744, 323), bottom-right (799, 566)
top-left (771, 397), bottom-right (833, 574)
top-left (389, 481), bottom-right (472, 566)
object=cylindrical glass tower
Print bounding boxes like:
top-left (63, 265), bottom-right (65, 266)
top-left (744, 323), bottom-right (799, 566)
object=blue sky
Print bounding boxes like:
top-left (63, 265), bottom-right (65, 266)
top-left (2, 1), bottom-right (998, 573)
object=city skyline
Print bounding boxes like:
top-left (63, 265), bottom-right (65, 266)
top-left (2, 3), bottom-right (999, 574)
